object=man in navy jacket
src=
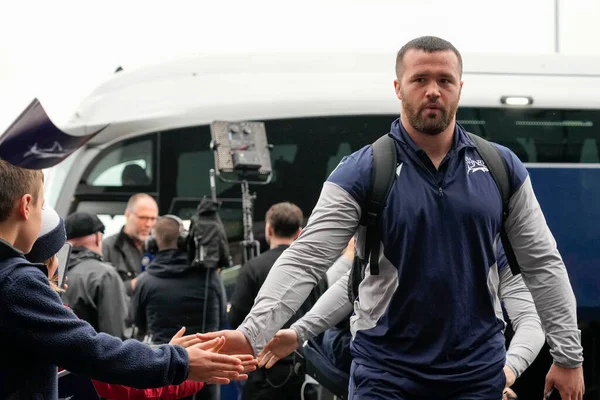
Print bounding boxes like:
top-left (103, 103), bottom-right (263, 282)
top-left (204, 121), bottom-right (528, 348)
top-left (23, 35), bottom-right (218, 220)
top-left (198, 36), bottom-right (585, 399)
top-left (0, 160), bottom-right (254, 399)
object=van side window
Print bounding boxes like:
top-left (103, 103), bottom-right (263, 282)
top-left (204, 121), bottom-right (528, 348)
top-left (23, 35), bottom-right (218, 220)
top-left (457, 108), bottom-right (600, 163)
top-left (85, 137), bottom-right (155, 187)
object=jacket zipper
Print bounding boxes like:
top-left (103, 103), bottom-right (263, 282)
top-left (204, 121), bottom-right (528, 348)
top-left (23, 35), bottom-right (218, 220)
top-left (412, 153), bottom-right (451, 197)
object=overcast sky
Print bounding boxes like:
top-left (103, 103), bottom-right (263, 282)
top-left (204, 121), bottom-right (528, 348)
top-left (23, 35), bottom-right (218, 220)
top-left (1, 0), bottom-right (599, 133)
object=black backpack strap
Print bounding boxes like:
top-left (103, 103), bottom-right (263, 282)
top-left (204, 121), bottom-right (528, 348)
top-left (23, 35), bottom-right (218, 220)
top-left (467, 132), bottom-right (521, 275)
top-left (364, 134), bottom-right (397, 276)
top-left (348, 134), bottom-right (397, 303)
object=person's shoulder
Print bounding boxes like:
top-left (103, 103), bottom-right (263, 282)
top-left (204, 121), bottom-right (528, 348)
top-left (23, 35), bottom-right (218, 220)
top-left (490, 142), bottom-right (529, 193)
top-left (97, 260), bottom-right (124, 277)
top-left (134, 271), bottom-right (151, 286)
top-left (5, 265), bottom-right (47, 284)
top-left (239, 252), bottom-right (276, 281)
top-left (0, 257), bottom-right (46, 283)
top-left (240, 255), bottom-right (264, 274)
top-left (244, 248), bottom-right (282, 268)
top-left (327, 145), bottom-right (373, 182)
top-left (102, 233), bottom-right (119, 247)
top-left (0, 259), bottom-right (55, 299)
top-left (326, 144), bottom-right (374, 205)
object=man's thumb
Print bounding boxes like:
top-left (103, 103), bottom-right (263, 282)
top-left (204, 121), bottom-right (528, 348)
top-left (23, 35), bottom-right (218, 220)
top-left (196, 330), bottom-right (223, 340)
top-left (194, 336), bottom-right (223, 350)
top-left (544, 375), bottom-right (554, 398)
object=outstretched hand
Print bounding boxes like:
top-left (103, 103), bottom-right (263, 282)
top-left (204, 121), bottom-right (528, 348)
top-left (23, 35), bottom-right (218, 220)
top-left (196, 330), bottom-right (254, 356)
top-left (186, 338), bottom-right (249, 385)
top-left (257, 329), bottom-right (300, 369)
top-left (173, 329), bottom-right (258, 379)
top-left (169, 327), bottom-right (205, 348)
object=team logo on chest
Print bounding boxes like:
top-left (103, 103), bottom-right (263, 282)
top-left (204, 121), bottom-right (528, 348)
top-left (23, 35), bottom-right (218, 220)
top-left (465, 156), bottom-right (489, 175)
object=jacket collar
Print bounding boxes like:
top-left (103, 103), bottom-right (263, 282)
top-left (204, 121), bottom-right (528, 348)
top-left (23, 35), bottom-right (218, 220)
top-left (115, 226), bottom-right (139, 251)
top-left (0, 238), bottom-right (48, 277)
top-left (0, 238), bottom-right (24, 259)
top-left (390, 118), bottom-right (474, 156)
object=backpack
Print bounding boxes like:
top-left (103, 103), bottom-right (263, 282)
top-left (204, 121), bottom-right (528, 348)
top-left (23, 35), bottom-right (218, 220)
top-left (187, 198), bottom-right (232, 269)
top-left (348, 132), bottom-right (521, 303)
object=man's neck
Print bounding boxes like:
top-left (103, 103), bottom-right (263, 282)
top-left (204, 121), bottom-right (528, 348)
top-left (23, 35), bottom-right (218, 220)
top-left (269, 237), bottom-right (294, 249)
top-left (0, 225), bottom-right (18, 248)
top-left (83, 244), bottom-right (102, 255)
top-left (123, 227), bottom-right (143, 250)
top-left (158, 246), bottom-right (178, 253)
top-left (401, 114), bottom-right (455, 169)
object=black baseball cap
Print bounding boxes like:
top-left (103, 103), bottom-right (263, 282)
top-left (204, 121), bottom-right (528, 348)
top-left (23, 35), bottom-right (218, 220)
top-left (65, 212), bottom-right (106, 240)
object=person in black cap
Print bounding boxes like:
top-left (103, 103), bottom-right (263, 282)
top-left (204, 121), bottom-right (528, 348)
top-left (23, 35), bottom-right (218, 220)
top-left (64, 211), bottom-right (129, 338)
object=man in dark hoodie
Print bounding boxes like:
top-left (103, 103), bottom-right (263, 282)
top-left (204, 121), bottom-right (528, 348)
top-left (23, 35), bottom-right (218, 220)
top-left (132, 214), bottom-right (224, 343)
top-left (0, 160), bottom-right (255, 400)
top-left (132, 214), bottom-right (226, 400)
top-left (64, 211), bottom-right (129, 338)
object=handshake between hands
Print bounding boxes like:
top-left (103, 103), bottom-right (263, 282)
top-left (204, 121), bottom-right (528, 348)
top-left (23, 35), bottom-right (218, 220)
top-left (168, 327), bottom-right (258, 385)
top-left (176, 328), bottom-right (300, 385)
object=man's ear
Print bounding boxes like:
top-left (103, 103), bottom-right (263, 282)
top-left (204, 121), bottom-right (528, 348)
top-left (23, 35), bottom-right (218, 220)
top-left (394, 79), bottom-right (402, 101)
top-left (17, 194), bottom-right (33, 220)
top-left (265, 223), bottom-right (272, 237)
top-left (96, 232), bottom-right (102, 247)
top-left (294, 227), bottom-right (302, 239)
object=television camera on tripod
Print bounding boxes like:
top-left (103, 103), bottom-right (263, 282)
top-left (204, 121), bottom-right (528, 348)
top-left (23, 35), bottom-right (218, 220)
top-left (209, 120), bottom-right (273, 264)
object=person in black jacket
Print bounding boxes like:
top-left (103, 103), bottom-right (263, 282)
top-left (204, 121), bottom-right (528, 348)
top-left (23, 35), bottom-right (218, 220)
top-left (228, 202), bottom-right (327, 400)
top-left (64, 211), bottom-right (129, 338)
top-left (103, 193), bottom-right (159, 295)
top-left (0, 160), bottom-right (253, 400)
top-left (131, 214), bottom-right (226, 400)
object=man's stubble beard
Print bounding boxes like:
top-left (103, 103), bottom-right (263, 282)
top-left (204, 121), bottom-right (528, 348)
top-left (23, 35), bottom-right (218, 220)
top-left (402, 92), bottom-right (459, 136)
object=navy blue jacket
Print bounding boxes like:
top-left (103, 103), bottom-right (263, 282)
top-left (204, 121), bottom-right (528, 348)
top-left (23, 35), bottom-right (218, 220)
top-left (238, 118), bottom-right (581, 396)
top-left (0, 239), bottom-right (189, 399)
top-left (330, 120), bottom-right (518, 383)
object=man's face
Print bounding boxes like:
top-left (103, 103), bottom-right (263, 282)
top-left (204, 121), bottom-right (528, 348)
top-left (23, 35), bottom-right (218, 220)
top-left (394, 49), bottom-right (463, 135)
top-left (15, 179), bottom-right (44, 253)
top-left (124, 198), bottom-right (158, 243)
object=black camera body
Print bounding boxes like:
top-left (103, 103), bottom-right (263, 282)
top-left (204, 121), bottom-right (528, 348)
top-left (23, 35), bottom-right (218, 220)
top-left (210, 121), bottom-right (272, 183)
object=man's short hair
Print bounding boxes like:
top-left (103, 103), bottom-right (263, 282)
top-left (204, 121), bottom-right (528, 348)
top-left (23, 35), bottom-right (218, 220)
top-left (265, 202), bottom-right (303, 238)
top-left (126, 193), bottom-right (155, 211)
top-left (0, 160), bottom-right (44, 222)
top-left (153, 216), bottom-right (181, 250)
top-left (395, 35), bottom-right (463, 78)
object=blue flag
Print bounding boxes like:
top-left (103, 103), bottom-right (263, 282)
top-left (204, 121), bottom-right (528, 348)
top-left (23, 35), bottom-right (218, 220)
top-left (0, 98), bottom-right (108, 170)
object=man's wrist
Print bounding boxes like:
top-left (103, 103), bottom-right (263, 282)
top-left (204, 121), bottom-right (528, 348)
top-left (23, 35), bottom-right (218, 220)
top-left (503, 364), bottom-right (516, 387)
top-left (290, 325), bottom-right (304, 347)
top-left (236, 326), bottom-right (258, 356)
top-left (553, 360), bottom-right (583, 369)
